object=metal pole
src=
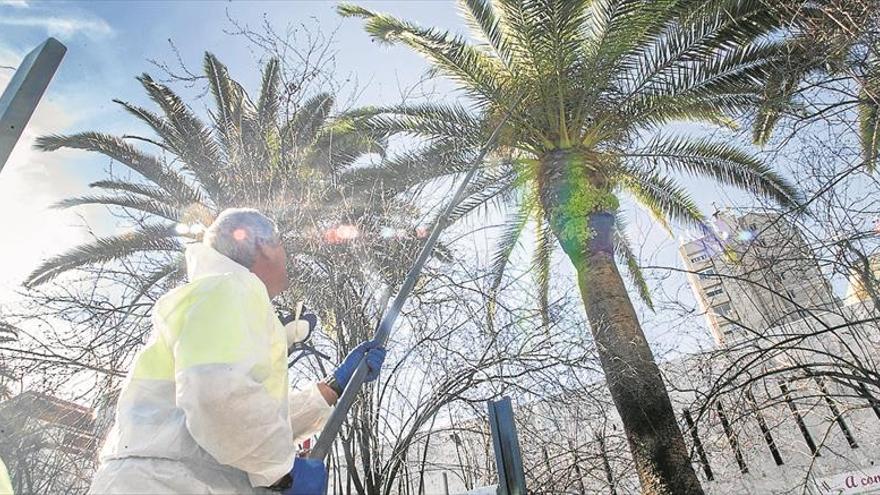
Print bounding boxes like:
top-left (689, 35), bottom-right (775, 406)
top-left (0, 38), bottom-right (66, 172)
top-left (487, 397), bottom-right (527, 495)
top-left (307, 101), bottom-right (518, 462)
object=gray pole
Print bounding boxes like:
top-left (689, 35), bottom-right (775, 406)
top-left (0, 37), bottom-right (66, 172)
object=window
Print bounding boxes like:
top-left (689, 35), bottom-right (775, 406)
top-left (690, 253), bottom-right (709, 263)
top-left (705, 287), bottom-right (724, 298)
top-left (682, 409), bottom-right (714, 481)
top-left (780, 382), bottom-right (820, 456)
top-left (698, 268), bottom-right (717, 280)
top-left (746, 390), bottom-right (784, 466)
top-left (714, 302), bottom-right (732, 318)
top-left (814, 376), bottom-right (859, 449)
top-left (717, 402), bottom-right (749, 474)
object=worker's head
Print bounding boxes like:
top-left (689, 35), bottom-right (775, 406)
top-left (203, 208), bottom-right (289, 297)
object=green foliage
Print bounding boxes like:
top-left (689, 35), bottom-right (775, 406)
top-left (28, 53), bottom-right (397, 295)
top-left (340, 0), bottom-right (801, 313)
top-left (553, 174), bottom-right (619, 250)
top-left (748, 1), bottom-right (880, 171)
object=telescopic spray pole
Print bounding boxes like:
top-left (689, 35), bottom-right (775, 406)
top-left (307, 103), bottom-right (518, 461)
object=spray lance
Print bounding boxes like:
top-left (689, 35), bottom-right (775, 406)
top-left (280, 99), bottom-right (521, 495)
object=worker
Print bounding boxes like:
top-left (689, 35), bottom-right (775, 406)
top-left (0, 456), bottom-right (12, 495)
top-left (88, 208), bottom-right (386, 494)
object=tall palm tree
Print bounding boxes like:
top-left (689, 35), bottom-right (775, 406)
top-left (751, 0), bottom-right (880, 169)
top-left (26, 53), bottom-right (417, 332)
top-left (338, 1), bottom-right (800, 493)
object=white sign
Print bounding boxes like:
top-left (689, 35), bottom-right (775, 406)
top-left (815, 466), bottom-right (880, 495)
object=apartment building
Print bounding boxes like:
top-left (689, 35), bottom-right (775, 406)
top-left (679, 210), bottom-right (838, 347)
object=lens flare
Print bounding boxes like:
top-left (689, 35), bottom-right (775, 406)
top-left (323, 228), bottom-right (341, 244)
top-left (736, 229), bottom-right (755, 242)
top-left (233, 228), bottom-right (248, 241)
top-left (336, 224), bottom-right (359, 240)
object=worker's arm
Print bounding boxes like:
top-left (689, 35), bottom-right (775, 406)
top-left (289, 384), bottom-right (334, 444)
top-left (172, 278), bottom-right (295, 488)
top-left (286, 341), bottom-right (386, 444)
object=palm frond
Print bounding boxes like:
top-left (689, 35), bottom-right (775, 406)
top-left (90, 180), bottom-right (180, 205)
top-left (53, 193), bottom-right (181, 223)
top-left (448, 165), bottom-right (518, 223)
top-left (257, 58), bottom-right (282, 129)
top-left (614, 214), bottom-right (654, 310)
top-left (356, 102), bottom-right (483, 144)
top-left (25, 224), bottom-right (182, 287)
top-left (288, 93), bottom-right (335, 149)
top-left (307, 122), bottom-right (387, 173)
top-left (338, 3), bottom-right (509, 105)
top-left (532, 217), bottom-right (553, 328)
top-left (137, 74), bottom-right (225, 199)
top-left (204, 52), bottom-right (239, 130)
top-left (112, 99), bottom-right (177, 153)
top-left (628, 136), bottom-right (802, 207)
top-left (130, 256), bottom-right (186, 306)
top-left (625, 0), bottom-right (782, 98)
top-left (488, 203), bottom-right (532, 292)
top-left (457, 0), bottom-right (514, 66)
top-left (618, 166), bottom-right (705, 230)
top-left (339, 140), bottom-right (471, 194)
top-left (34, 132), bottom-right (202, 205)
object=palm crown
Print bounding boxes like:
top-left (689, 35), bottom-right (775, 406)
top-left (27, 53), bottom-right (413, 311)
top-left (339, 0), bottom-right (801, 308)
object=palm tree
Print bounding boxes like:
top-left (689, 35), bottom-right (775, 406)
top-left (751, 0), bottom-right (880, 169)
top-left (338, 1), bottom-right (800, 493)
top-left (26, 53), bottom-right (418, 335)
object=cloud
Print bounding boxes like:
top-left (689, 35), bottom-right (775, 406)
top-left (0, 14), bottom-right (113, 39)
top-left (0, 47), bottom-right (111, 300)
top-left (0, 0), bottom-right (29, 8)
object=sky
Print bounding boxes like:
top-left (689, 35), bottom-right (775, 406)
top-left (0, 0), bottom-right (464, 294)
top-left (0, 0), bottom-right (771, 355)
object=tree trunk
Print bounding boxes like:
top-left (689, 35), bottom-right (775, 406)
top-left (572, 212), bottom-right (704, 494)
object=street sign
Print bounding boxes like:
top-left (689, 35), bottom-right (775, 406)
top-left (0, 37), bottom-right (67, 172)
top-left (814, 466), bottom-right (880, 495)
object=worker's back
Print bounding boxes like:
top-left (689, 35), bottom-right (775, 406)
top-left (88, 244), bottom-right (292, 494)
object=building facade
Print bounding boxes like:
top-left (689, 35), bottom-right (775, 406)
top-left (0, 391), bottom-right (98, 494)
top-left (413, 211), bottom-right (880, 495)
top-left (679, 210), bottom-right (839, 347)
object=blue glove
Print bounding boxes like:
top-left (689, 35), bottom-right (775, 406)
top-left (282, 457), bottom-right (327, 495)
top-left (334, 340), bottom-right (386, 390)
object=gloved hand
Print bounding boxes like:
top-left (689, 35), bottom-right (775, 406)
top-left (334, 340), bottom-right (386, 390)
top-left (281, 457), bottom-right (328, 495)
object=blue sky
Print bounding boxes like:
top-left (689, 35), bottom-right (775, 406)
top-left (0, 0), bottom-right (774, 353)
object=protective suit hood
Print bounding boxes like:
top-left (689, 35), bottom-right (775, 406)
top-left (185, 242), bottom-right (254, 282)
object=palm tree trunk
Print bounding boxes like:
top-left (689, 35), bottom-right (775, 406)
top-left (575, 212), bottom-right (703, 494)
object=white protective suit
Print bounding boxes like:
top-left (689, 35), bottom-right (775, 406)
top-left (88, 243), bottom-right (332, 494)
top-left (0, 457), bottom-right (12, 495)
